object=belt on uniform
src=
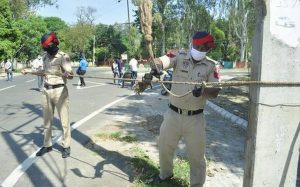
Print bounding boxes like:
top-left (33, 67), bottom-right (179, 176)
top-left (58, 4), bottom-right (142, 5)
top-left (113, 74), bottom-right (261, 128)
top-left (168, 103), bottom-right (203, 116)
top-left (44, 84), bottom-right (65, 89)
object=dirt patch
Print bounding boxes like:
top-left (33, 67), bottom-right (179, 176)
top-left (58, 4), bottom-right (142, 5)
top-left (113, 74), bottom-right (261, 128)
top-left (210, 76), bottom-right (250, 120)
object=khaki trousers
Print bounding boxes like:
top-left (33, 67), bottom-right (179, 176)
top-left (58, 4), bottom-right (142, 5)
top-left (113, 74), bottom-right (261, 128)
top-left (159, 109), bottom-right (206, 187)
top-left (42, 86), bottom-right (71, 148)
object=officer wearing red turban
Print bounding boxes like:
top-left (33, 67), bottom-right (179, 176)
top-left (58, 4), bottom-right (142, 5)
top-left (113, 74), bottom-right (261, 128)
top-left (150, 31), bottom-right (221, 186)
top-left (23, 32), bottom-right (74, 158)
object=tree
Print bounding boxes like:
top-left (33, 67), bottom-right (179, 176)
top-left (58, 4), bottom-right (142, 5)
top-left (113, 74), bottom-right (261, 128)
top-left (15, 15), bottom-right (48, 61)
top-left (153, 0), bottom-right (169, 55)
top-left (209, 23), bottom-right (225, 60)
top-left (0, 0), bottom-right (21, 61)
top-left (43, 17), bottom-right (68, 32)
top-left (76, 6), bottom-right (97, 24)
top-left (196, 0), bottom-right (255, 62)
top-left (229, 0), bottom-right (254, 62)
top-left (96, 24), bottom-right (126, 58)
top-left (9, 0), bottom-right (57, 20)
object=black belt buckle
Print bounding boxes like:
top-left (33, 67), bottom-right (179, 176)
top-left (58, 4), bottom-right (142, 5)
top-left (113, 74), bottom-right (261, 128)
top-left (179, 108), bottom-right (189, 115)
top-left (169, 103), bottom-right (202, 116)
top-left (44, 84), bottom-right (64, 89)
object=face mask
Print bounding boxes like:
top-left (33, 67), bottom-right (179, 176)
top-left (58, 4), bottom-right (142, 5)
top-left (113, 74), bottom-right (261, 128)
top-left (190, 47), bottom-right (206, 61)
top-left (45, 45), bottom-right (59, 56)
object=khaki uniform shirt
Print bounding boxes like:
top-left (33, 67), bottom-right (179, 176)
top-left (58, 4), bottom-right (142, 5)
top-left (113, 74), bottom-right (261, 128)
top-left (159, 50), bottom-right (221, 110)
top-left (42, 51), bottom-right (73, 85)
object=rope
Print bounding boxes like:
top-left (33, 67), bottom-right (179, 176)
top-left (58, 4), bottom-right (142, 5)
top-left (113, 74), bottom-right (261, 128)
top-left (25, 71), bottom-right (300, 97)
top-left (154, 80), bottom-right (300, 87)
top-left (159, 83), bottom-right (191, 98)
top-left (26, 72), bottom-right (300, 87)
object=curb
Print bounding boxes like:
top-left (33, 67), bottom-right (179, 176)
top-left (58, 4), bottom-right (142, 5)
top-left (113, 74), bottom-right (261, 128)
top-left (206, 101), bottom-right (248, 130)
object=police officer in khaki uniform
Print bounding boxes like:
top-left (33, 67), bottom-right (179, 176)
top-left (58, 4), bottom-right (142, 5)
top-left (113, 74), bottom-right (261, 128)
top-left (22, 32), bottom-right (73, 158)
top-left (150, 31), bottom-right (221, 186)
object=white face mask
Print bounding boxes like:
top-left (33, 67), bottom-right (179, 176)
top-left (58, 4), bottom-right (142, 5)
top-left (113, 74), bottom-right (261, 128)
top-left (190, 47), bottom-right (206, 61)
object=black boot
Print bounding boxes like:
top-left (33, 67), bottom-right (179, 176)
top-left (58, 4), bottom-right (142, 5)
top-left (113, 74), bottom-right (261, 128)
top-left (36, 146), bottom-right (52, 156)
top-left (62, 147), bottom-right (70, 158)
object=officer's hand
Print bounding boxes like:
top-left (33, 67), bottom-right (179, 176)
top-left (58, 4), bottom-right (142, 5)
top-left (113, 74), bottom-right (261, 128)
top-left (192, 86), bottom-right (202, 97)
top-left (149, 59), bottom-right (163, 79)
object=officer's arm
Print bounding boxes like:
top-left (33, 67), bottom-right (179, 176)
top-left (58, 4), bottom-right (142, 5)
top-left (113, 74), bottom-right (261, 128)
top-left (158, 54), bottom-right (176, 70)
top-left (201, 64), bottom-right (221, 98)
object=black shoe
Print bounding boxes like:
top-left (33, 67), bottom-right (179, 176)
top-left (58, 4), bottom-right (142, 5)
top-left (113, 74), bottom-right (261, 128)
top-left (149, 174), bottom-right (173, 184)
top-left (62, 147), bottom-right (70, 158)
top-left (36, 146), bottom-right (52, 156)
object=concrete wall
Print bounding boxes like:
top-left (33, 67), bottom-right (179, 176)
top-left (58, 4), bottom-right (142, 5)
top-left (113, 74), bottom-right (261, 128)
top-left (244, 0), bottom-right (300, 186)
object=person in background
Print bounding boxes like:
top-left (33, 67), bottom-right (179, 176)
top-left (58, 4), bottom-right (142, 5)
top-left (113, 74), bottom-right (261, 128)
top-left (31, 55), bottom-right (44, 91)
top-left (129, 56), bottom-right (138, 86)
top-left (4, 60), bottom-right (13, 81)
top-left (129, 56), bottom-right (138, 79)
top-left (77, 54), bottom-right (88, 87)
top-left (111, 57), bottom-right (122, 85)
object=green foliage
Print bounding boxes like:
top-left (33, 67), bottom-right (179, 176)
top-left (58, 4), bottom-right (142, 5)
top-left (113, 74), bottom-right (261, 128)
top-left (209, 24), bottom-right (225, 60)
top-left (9, 0), bottom-right (28, 19)
top-left (124, 26), bottom-right (142, 59)
top-left (93, 24), bottom-right (127, 63)
top-left (9, 0), bottom-right (57, 20)
top-left (131, 147), bottom-right (190, 187)
top-left (43, 17), bottom-right (68, 32)
top-left (0, 0), bottom-right (21, 60)
top-left (95, 47), bottom-right (109, 63)
top-left (1, 0), bottom-right (256, 64)
top-left (15, 15), bottom-right (48, 61)
top-left (61, 22), bottom-right (94, 56)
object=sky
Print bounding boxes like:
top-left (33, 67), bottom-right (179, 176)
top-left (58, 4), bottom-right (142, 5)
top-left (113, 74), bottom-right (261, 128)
top-left (37, 0), bottom-right (137, 25)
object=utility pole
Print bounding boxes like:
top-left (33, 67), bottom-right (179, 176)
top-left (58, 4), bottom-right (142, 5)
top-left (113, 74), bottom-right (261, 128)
top-left (93, 35), bottom-right (95, 66)
top-left (118, 0), bottom-right (131, 60)
top-left (244, 0), bottom-right (300, 186)
top-left (127, 0), bottom-right (130, 30)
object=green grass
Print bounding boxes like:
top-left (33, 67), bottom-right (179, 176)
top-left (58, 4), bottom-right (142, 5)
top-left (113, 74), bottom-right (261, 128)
top-left (95, 131), bottom-right (137, 143)
top-left (94, 132), bottom-right (190, 186)
top-left (131, 148), bottom-right (190, 187)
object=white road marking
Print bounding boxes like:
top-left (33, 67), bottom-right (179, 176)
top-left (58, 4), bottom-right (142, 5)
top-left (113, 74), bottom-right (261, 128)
top-left (76, 80), bottom-right (106, 89)
top-left (0, 85), bottom-right (159, 187)
top-left (26, 79), bottom-right (35, 83)
top-left (85, 81), bottom-right (105, 85)
top-left (0, 85), bottom-right (16, 92)
top-left (77, 84), bottom-right (106, 90)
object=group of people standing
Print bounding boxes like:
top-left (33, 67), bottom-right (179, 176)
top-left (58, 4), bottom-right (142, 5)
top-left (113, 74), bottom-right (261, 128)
top-left (111, 56), bottom-right (138, 87)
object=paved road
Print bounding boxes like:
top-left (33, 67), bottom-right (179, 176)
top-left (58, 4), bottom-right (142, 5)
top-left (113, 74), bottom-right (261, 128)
top-left (0, 67), bottom-right (138, 187)
top-left (2, 67), bottom-right (297, 186)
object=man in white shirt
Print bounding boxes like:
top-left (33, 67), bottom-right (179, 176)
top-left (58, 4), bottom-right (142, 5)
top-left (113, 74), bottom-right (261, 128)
top-left (31, 55), bottom-right (44, 91)
top-left (4, 60), bottom-right (13, 81)
top-left (129, 57), bottom-right (138, 86)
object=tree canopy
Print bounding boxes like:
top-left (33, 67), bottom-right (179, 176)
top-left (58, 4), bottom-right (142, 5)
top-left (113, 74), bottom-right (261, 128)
top-left (1, 0), bottom-right (256, 64)
top-left (0, 0), bottom-right (21, 61)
